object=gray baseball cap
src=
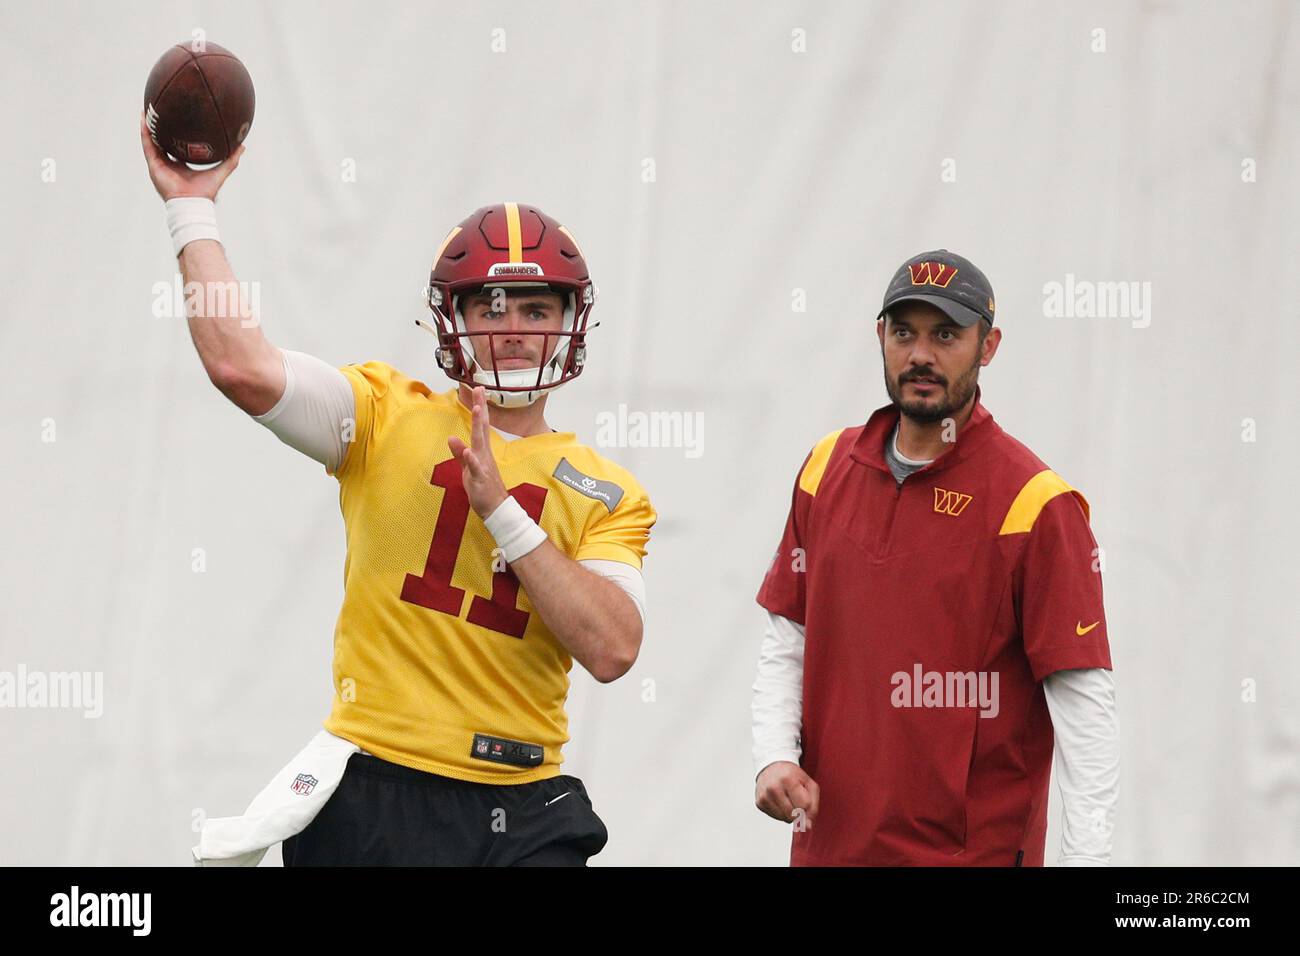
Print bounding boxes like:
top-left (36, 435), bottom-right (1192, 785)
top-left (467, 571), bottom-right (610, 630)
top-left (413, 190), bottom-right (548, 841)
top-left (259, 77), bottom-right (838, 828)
top-left (878, 249), bottom-right (996, 328)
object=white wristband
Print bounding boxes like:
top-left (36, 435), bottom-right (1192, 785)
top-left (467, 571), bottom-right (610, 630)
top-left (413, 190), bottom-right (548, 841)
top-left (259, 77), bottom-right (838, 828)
top-left (165, 196), bottom-right (221, 257)
top-left (482, 496), bottom-right (548, 563)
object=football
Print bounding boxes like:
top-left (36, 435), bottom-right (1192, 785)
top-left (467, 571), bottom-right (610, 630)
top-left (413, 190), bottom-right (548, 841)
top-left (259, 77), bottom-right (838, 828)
top-left (143, 40), bottom-right (255, 165)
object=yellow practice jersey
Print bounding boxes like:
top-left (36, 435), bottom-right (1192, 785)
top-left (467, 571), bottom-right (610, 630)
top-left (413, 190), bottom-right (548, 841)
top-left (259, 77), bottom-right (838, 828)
top-left (321, 361), bottom-right (656, 784)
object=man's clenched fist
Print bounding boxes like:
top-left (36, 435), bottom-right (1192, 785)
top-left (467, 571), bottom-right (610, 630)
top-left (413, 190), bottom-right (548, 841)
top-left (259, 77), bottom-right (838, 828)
top-left (755, 760), bottom-right (820, 832)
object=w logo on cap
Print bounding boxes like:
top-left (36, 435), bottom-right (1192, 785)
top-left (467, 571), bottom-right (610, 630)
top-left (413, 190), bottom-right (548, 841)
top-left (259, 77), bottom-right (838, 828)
top-left (908, 262), bottom-right (958, 288)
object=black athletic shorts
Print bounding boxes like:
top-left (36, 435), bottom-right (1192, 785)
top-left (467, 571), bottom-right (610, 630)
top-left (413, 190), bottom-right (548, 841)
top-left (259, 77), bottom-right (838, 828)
top-left (281, 752), bottom-right (608, 866)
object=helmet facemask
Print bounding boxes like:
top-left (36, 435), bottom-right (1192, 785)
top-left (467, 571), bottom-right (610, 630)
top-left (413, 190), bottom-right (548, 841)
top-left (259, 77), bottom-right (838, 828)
top-left (420, 281), bottom-right (593, 408)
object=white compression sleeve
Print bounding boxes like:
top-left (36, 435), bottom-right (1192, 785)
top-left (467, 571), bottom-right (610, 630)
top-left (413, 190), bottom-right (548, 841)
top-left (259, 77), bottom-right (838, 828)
top-left (251, 349), bottom-right (355, 472)
top-left (577, 559), bottom-right (646, 624)
top-left (752, 609), bottom-right (805, 777)
top-left (1043, 667), bottom-right (1120, 866)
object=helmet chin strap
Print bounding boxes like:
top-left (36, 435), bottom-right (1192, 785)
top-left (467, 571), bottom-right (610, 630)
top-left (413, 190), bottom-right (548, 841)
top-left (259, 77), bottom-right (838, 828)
top-left (469, 366), bottom-right (549, 408)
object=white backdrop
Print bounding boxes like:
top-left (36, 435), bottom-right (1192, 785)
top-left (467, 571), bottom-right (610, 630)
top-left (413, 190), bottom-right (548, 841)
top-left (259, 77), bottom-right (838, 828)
top-left (1, 0), bottom-right (1297, 866)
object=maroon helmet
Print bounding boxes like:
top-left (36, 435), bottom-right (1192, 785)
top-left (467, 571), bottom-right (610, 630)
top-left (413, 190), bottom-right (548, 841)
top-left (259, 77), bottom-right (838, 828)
top-left (419, 203), bottom-right (596, 407)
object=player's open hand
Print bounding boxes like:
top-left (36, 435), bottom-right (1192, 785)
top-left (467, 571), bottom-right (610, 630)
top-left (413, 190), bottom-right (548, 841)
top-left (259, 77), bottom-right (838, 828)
top-left (448, 386), bottom-right (509, 519)
top-left (140, 110), bottom-right (245, 202)
top-left (756, 761), bottom-right (820, 832)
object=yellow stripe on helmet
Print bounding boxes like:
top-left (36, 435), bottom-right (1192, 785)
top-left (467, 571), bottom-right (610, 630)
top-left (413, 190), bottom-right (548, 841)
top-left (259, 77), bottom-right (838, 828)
top-left (431, 225), bottom-right (462, 270)
top-left (558, 224), bottom-right (583, 259)
top-left (504, 202), bottom-right (523, 263)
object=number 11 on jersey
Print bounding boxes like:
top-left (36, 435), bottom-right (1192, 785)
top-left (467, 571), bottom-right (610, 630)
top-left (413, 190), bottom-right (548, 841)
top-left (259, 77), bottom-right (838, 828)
top-left (400, 457), bottom-right (548, 639)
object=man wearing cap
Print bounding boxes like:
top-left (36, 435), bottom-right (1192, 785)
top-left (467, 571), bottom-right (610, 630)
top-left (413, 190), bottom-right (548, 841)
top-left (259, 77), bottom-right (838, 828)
top-left (750, 250), bottom-right (1120, 866)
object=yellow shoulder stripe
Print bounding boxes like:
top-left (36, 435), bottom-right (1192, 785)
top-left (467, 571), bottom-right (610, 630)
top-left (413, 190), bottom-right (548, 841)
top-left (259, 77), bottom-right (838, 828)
top-left (798, 429), bottom-right (845, 497)
top-left (998, 469), bottom-right (1090, 535)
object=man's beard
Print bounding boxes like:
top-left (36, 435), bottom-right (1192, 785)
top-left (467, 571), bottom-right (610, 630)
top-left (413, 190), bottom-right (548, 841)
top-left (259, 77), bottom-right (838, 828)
top-left (884, 356), bottom-right (981, 425)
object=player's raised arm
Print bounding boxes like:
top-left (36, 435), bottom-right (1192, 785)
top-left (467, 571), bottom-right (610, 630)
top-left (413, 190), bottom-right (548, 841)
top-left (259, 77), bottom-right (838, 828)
top-left (140, 111), bottom-right (284, 416)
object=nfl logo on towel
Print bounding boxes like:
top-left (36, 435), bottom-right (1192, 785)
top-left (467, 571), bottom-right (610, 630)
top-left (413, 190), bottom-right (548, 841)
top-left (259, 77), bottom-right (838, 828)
top-left (291, 773), bottom-right (318, 795)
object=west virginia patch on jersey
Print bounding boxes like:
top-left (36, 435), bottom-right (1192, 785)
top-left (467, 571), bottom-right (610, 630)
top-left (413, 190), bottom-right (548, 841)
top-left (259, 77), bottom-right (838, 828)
top-left (552, 458), bottom-right (625, 511)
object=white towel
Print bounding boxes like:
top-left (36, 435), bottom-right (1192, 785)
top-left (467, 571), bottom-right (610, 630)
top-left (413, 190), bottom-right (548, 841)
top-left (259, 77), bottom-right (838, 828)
top-left (192, 729), bottom-right (361, 867)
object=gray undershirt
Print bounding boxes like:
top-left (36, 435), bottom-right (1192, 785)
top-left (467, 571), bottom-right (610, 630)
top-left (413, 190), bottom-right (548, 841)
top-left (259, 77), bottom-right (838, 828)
top-left (883, 421), bottom-right (935, 485)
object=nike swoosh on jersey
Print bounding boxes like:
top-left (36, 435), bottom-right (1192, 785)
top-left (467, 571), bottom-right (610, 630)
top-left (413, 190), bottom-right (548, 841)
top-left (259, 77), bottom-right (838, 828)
top-left (1076, 621), bottom-right (1100, 636)
top-left (545, 791), bottom-right (573, 806)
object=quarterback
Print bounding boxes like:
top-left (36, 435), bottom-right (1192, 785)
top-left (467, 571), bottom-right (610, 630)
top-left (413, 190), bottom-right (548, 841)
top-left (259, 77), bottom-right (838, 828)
top-left (752, 249), bottom-right (1120, 866)
top-left (142, 116), bottom-right (655, 866)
